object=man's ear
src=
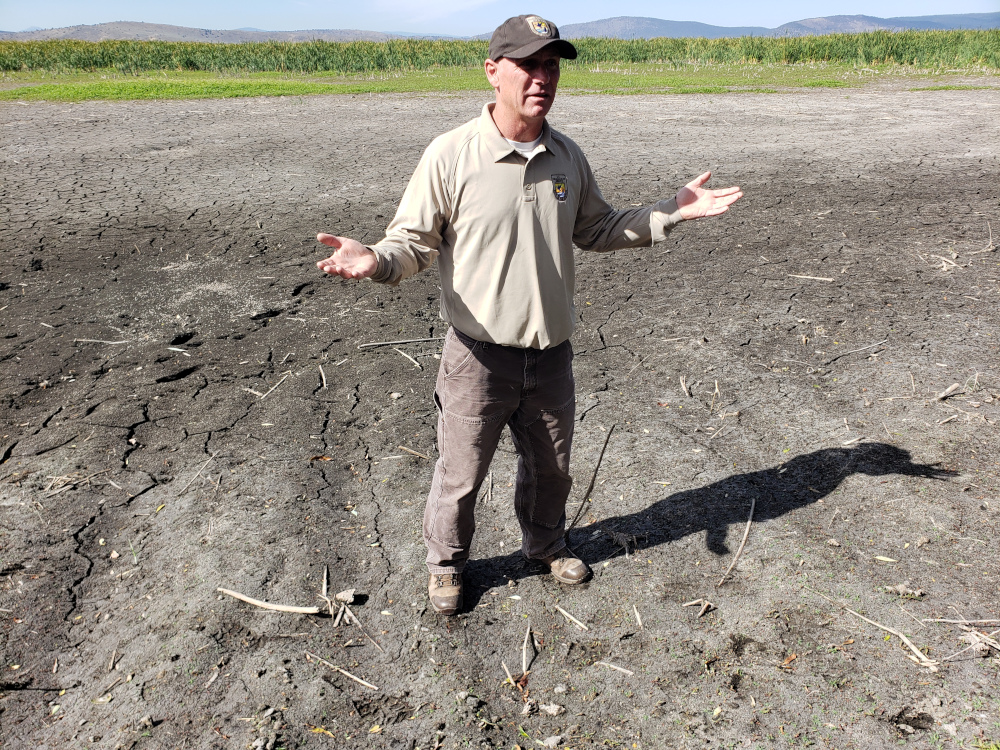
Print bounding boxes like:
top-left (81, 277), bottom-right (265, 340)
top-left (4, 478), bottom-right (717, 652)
top-left (484, 58), bottom-right (500, 89)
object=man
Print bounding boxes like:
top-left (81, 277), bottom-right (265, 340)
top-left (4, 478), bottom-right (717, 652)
top-left (316, 15), bottom-right (742, 615)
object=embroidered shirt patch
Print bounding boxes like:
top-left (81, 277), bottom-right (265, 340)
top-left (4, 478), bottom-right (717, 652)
top-left (551, 174), bottom-right (568, 202)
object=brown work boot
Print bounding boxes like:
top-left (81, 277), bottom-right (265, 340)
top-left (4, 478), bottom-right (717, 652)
top-left (428, 572), bottom-right (463, 615)
top-left (539, 548), bottom-right (591, 584)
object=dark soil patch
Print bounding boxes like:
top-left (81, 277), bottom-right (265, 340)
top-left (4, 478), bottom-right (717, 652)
top-left (1, 90), bottom-right (998, 749)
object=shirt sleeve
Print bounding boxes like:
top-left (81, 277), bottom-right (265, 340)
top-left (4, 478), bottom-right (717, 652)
top-left (571, 154), bottom-right (684, 252)
top-left (368, 141), bottom-right (450, 286)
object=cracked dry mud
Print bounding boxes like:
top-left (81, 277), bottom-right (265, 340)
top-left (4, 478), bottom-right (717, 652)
top-left (1, 86), bottom-right (999, 749)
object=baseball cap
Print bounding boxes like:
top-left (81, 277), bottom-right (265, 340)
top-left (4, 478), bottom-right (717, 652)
top-left (488, 15), bottom-right (578, 61)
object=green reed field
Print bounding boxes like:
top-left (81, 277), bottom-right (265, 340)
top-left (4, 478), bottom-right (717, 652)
top-left (1, 30), bottom-right (997, 101)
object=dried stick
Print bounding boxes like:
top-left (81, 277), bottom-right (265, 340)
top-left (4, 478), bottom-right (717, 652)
top-left (73, 339), bottom-right (129, 345)
top-left (501, 661), bottom-right (522, 693)
top-left (218, 588), bottom-right (321, 614)
top-left (522, 622), bottom-right (532, 676)
top-left (318, 365), bottom-right (327, 389)
top-left (633, 604), bottom-right (643, 630)
top-left (357, 336), bottom-right (445, 350)
top-left (316, 566), bottom-right (335, 617)
top-left (398, 445), bottom-right (431, 460)
top-left (717, 497), bottom-right (756, 587)
top-left (936, 383), bottom-right (961, 401)
top-left (554, 605), bottom-right (588, 631)
top-left (393, 347), bottom-right (422, 369)
top-left (807, 587), bottom-right (937, 670)
top-left (788, 274), bottom-right (834, 282)
top-left (178, 452), bottom-right (219, 496)
top-left (679, 375), bottom-right (691, 397)
top-left (566, 424), bottom-right (616, 538)
top-left (343, 604), bottom-right (385, 653)
top-left (594, 661), bottom-right (634, 676)
top-left (709, 380), bottom-right (720, 414)
top-left (304, 651), bottom-right (378, 690)
top-left (260, 372), bottom-right (291, 400)
top-left (922, 619), bottom-right (1000, 625)
top-left (823, 337), bottom-right (889, 365)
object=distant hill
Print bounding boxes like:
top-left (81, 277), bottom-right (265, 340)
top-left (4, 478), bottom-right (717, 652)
top-left (559, 17), bottom-right (769, 40)
top-left (0, 21), bottom-right (398, 43)
top-left (0, 13), bottom-right (997, 43)
top-left (561, 12), bottom-right (1000, 39)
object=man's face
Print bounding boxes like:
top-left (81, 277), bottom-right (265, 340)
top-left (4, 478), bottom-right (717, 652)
top-left (486, 47), bottom-right (561, 124)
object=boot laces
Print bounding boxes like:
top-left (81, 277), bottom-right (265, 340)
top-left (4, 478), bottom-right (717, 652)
top-left (435, 573), bottom-right (460, 588)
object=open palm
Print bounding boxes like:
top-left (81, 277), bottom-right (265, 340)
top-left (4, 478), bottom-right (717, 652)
top-left (675, 171), bottom-right (743, 220)
top-left (315, 233), bottom-right (378, 279)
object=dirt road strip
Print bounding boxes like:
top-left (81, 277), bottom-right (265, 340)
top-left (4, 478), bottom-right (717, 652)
top-left (1, 86), bottom-right (998, 748)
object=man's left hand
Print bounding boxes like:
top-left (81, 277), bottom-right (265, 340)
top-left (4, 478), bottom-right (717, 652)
top-left (675, 171), bottom-right (742, 220)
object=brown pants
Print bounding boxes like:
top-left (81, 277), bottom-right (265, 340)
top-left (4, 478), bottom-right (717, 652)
top-left (424, 327), bottom-right (575, 573)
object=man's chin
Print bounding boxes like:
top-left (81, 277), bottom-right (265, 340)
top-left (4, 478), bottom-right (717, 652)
top-left (524, 99), bottom-right (553, 118)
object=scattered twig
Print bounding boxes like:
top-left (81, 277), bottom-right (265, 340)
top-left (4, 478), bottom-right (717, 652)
top-left (594, 661), bottom-right (635, 677)
top-left (332, 604), bottom-right (345, 627)
top-left (178, 452), bottom-right (219, 496)
top-left (922, 619), bottom-right (1000, 625)
top-left (935, 383), bottom-right (961, 401)
top-left (554, 605), bottom-right (588, 631)
top-left (709, 380), bottom-right (720, 414)
top-left (304, 651), bottom-right (378, 690)
top-left (942, 642), bottom-right (989, 661)
top-left (633, 604), bottom-right (643, 630)
top-left (501, 661), bottom-right (522, 693)
top-left (566, 425), bottom-right (616, 538)
top-left (357, 336), bottom-right (445, 350)
top-left (522, 622), bottom-right (532, 676)
top-left (73, 339), bottom-right (129, 345)
top-left (316, 566), bottom-right (336, 616)
top-left (393, 347), bottom-right (422, 369)
top-left (217, 587), bottom-right (321, 615)
top-left (398, 445), bottom-right (431, 460)
top-left (788, 274), bottom-right (834, 282)
top-left (842, 436), bottom-right (864, 446)
top-left (260, 372), bottom-right (291, 400)
top-left (343, 604), bottom-right (385, 653)
top-left (44, 468), bottom-right (113, 497)
top-left (697, 601), bottom-right (715, 617)
top-left (807, 587), bottom-right (937, 670)
top-left (968, 220), bottom-right (995, 254)
top-left (823, 337), bottom-right (889, 366)
top-left (718, 497), bottom-right (756, 587)
top-left (318, 365), bottom-right (327, 389)
top-left (108, 649), bottom-right (117, 673)
top-left (679, 375), bottom-right (691, 398)
top-left (594, 661), bottom-right (634, 676)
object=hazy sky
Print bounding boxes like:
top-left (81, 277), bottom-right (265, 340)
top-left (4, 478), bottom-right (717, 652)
top-left (2, 0), bottom-right (996, 35)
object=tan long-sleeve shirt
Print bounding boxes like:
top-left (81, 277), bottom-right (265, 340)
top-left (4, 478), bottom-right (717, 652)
top-left (370, 103), bottom-right (684, 349)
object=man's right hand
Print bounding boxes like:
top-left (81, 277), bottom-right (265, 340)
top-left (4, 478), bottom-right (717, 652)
top-left (316, 234), bottom-right (378, 279)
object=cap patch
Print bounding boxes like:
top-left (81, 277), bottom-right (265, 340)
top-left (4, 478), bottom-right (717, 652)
top-left (526, 16), bottom-right (552, 37)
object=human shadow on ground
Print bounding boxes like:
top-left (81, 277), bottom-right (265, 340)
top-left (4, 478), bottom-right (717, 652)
top-left (460, 443), bottom-right (955, 609)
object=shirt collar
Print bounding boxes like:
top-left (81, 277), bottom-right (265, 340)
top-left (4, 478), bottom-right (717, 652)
top-left (480, 102), bottom-right (551, 163)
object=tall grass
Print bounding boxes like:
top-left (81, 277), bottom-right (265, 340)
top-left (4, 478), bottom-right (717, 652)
top-left (1, 30), bottom-right (998, 75)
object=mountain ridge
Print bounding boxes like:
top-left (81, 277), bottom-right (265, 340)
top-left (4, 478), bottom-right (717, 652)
top-left (1, 13), bottom-right (997, 43)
